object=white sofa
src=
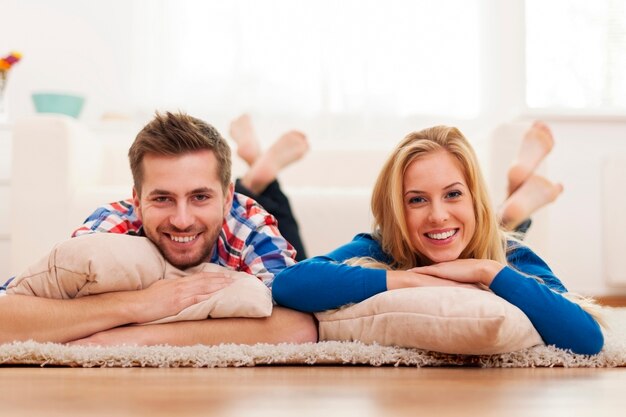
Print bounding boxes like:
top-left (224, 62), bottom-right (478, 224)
top-left (10, 115), bottom-right (626, 297)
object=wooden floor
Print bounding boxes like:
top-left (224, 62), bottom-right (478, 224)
top-left (1, 366), bottom-right (624, 417)
top-left (596, 295), bottom-right (626, 307)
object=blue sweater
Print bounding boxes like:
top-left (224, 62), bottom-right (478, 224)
top-left (272, 233), bottom-right (604, 355)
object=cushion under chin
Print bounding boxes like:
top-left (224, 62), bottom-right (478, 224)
top-left (315, 286), bottom-right (543, 355)
top-left (8, 233), bottom-right (272, 323)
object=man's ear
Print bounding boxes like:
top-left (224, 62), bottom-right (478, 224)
top-left (223, 182), bottom-right (234, 216)
top-left (132, 187), bottom-right (143, 221)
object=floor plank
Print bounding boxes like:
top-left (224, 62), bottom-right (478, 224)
top-left (1, 366), bottom-right (624, 417)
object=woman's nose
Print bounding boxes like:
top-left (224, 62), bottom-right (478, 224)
top-left (428, 202), bottom-right (449, 223)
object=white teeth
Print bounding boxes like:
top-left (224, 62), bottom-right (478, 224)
top-left (170, 235), bottom-right (197, 243)
top-left (426, 230), bottom-right (456, 240)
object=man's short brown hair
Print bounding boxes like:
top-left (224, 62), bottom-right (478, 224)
top-left (129, 112), bottom-right (232, 195)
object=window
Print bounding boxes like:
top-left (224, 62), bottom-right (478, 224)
top-left (526, 0), bottom-right (626, 110)
top-left (130, 0), bottom-right (481, 120)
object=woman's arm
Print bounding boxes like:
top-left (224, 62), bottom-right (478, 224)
top-left (413, 246), bottom-right (604, 355)
top-left (491, 267), bottom-right (604, 355)
top-left (272, 234), bottom-right (388, 312)
top-left (273, 233), bottom-right (480, 312)
top-left (272, 257), bottom-right (387, 313)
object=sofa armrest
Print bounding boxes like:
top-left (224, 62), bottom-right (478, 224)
top-left (603, 155), bottom-right (626, 286)
top-left (10, 115), bottom-right (102, 274)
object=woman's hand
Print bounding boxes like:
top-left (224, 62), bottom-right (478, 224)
top-left (409, 259), bottom-right (505, 287)
top-left (386, 270), bottom-right (480, 290)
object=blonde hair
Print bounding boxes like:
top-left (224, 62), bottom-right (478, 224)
top-left (370, 125), bottom-right (506, 269)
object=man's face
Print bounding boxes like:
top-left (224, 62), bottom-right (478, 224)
top-left (133, 150), bottom-right (233, 269)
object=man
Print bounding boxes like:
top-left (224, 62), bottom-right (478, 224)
top-left (0, 112), bottom-right (317, 346)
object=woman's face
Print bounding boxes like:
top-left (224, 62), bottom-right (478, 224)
top-left (402, 150), bottom-right (476, 263)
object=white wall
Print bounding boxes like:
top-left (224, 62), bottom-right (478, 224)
top-left (488, 119), bottom-right (626, 297)
top-left (0, 0), bottom-right (134, 124)
top-left (543, 120), bottom-right (626, 295)
top-left (0, 128), bottom-right (11, 282)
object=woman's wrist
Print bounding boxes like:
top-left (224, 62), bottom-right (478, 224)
top-left (482, 261), bottom-right (505, 286)
top-left (386, 270), bottom-right (413, 290)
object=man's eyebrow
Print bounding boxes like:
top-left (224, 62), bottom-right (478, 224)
top-left (145, 187), bottom-right (217, 197)
top-left (146, 189), bottom-right (174, 196)
top-left (189, 187), bottom-right (215, 195)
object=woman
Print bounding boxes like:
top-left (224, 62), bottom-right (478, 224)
top-left (272, 125), bottom-right (604, 355)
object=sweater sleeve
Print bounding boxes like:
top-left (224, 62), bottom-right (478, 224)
top-left (490, 244), bottom-right (604, 355)
top-left (272, 234), bottom-right (388, 312)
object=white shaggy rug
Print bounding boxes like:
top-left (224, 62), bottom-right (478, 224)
top-left (2, 308), bottom-right (625, 368)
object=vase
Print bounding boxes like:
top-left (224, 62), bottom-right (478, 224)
top-left (0, 71), bottom-right (7, 123)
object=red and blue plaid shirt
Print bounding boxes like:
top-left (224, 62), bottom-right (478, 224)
top-left (72, 193), bottom-right (297, 288)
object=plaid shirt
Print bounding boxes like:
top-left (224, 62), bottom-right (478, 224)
top-left (72, 193), bottom-right (297, 288)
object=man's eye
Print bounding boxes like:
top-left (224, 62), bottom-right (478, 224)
top-left (154, 196), bottom-right (170, 203)
top-left (193, 195), bottom-right (210, 202)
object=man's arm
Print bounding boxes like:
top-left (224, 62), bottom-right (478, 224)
top-left (0, 273), bottom-right (233, 344)
top-left (69, 306), bottom-right (318, 346)
top-left (0, 292), bottom-right (138, 343)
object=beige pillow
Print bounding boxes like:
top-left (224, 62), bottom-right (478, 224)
top-left (8, 233), bottom-right (272, 324)
top-left (315, 286), bottom-right (543, 354)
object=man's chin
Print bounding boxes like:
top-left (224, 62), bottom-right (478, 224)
top-left (158, 246), bottom-right (210, 270)
top-left (164, 254), bottom-right (206, 270)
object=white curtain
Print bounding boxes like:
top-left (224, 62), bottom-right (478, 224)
top-left (526, 0), bottom-right (626, 110)
top-left (130, 0), bottom-right (481, 122)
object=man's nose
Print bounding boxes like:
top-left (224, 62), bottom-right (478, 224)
top-left (170, 202), bottom-right (195, 230)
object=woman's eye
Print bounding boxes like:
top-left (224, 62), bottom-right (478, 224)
top-left (446, 190), bottom-right (462, 199)
top-left (408, 196), bottom-right (426, 204)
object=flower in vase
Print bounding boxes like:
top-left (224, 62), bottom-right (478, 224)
top-left (1, 51), bottom-right (23, 83)
top-left (1, 51), bottom-right (23, 119)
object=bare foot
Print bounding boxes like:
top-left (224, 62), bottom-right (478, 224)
top-left (240, 130), bottom-right (309, 194)
top-left (507, 121), bottom-right (555, 196)
top-left (264, 130), bottom-right (309, 171)
top-left (229, 114), bottom-right (261, 166)
top-left (499, 175), bottom-right (563, 231)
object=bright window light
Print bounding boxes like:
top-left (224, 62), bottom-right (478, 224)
top-left (526, 0), bottom-right (626, 110)
top-left (131, 0), bottom-right (481, 119)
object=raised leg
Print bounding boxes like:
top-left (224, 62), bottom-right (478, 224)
top-left (507, 121), bottom-right (555, 196)
top-left (230, 114), bottom-right (261, 166)
top-left (240, 130), bottom-right (309, 195)
top-left (499, 175), bottom-right (563, 231)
